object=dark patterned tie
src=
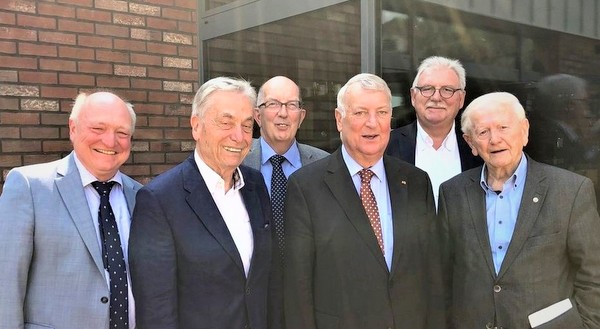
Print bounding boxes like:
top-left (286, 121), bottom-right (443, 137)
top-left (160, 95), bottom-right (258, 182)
top-left (91, 181), bottom-right (129, 329)
top-left (269, 155), bottom-right (287, 259)
top-left (359, 169), bottom-right (384, 255)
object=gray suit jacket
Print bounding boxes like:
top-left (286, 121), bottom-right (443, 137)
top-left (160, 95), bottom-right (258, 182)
top-left (438, 156), bottom-right (600, 329)
top-left (242, 138), bottom-right (329, 171)
top-left (0, 152), bottom-right (142, 329)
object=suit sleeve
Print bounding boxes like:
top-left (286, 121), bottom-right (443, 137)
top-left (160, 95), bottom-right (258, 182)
top-left (129, 187), bottom-right (178, 329)
top-left (0, 170), bottom-right (34, 328)
top-left (283, 174), bottom-right (317, 329)
top-left (437, 183), bottom-right (454, 328)
top-left (567, 178), bottom-right (600, 328)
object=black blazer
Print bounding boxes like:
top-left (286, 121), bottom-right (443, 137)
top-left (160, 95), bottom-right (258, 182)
top-left (129, 155), bottom-right (273, 329)
top-left (385, 121), bottom-right (483, 171)
top-left (283, 149), bottom-right (445, 329)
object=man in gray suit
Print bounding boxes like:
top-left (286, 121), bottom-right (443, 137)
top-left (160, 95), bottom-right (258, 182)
top-left (0, 91), bottom-right (142, 329)
top-left (439, 92), bottom-right (600, 328)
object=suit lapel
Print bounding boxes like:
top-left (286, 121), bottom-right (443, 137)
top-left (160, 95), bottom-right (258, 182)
top-left (183, 157), bottom-right (246, 275)
top-left (323, 150), bottom-right (388, 271)
top-left (243, 138), bottom-right (262, 170)
top-left (497, 159), bottom-right (547, 278)
top-left (121, 176), bottom-right (138, 217)
top-left (466, 171), bottom-right (497, 278)
top-left (239, 170), bottom-right (269, 279)
top-left (401, 122), bottom-right (417, 164)
top-left (55, 154), bottom-right (106, 276)
top-left (386, 157), bottom-right (409, 275)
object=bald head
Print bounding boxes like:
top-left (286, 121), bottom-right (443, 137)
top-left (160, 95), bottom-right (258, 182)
top-left (257, 76), bottom-right (301, 106)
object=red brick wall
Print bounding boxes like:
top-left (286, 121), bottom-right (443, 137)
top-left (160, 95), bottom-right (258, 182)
top-left (0, 0), bottom-right (199, 190)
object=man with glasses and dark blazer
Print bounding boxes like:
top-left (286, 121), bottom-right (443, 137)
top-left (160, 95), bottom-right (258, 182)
top-left (386, 56), bottom-right (482, 205)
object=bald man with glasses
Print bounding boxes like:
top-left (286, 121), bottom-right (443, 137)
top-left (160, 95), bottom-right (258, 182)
top-left (386, 56), bottom-right (482, 206)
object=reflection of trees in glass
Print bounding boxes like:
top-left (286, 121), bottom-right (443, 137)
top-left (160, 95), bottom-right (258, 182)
top-left (414, 17), bottom-right (516, 68)
top-left (382, 10), bottom-right (409, 52)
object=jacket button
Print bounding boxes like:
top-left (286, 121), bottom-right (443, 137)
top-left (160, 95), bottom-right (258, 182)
top-left (493, 285), bottom-right (501, 292)
top-left (485, 322), bottom-right (493, 329)
top-left (246, 288), bottom-right (251, 295)
top-left (100, 296), bottom-right (109, 303)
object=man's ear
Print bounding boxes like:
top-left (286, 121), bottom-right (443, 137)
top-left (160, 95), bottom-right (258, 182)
top-left (254, 108), bottom-right (262, 128)
top-left (463, 133), bottom-right (478, 156)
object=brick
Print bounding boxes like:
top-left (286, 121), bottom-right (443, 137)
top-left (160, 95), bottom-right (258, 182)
top-left (58, 46), bottom-right (95, 60)
top-left (178, 21), bottom-right (197, 34)
top-left (181, 141), bottom-right (195, 151)
top-left (21, 99), bottom-right (60, 111)
top-left (133, 152), bottom-right (164, 163)
top-left (134, 128), bottom-right (163, 139)
top-left (114, 65), bottom-right (146, 77)
top-left (163, 81), bottom-right (192, 92)
top-left (135, 115), bottom-right (147, 126)
top-left (95, 23), bottom-right (129, 38)
top-left (38, 3), bottom-right (75, 18)
top-left (148, 91), bottom-right (178, 103)
top-left (131, 141), bottom-right (150, 152)
top-left (0, 84), bottom-right (39, 97)
top-left (40, 86), bottom-right (78, 99)
top-left (0, 155), bottom-right (22, 167)
top-left (151, 164), bottom-right (175, 176)
top-left (19, 71), bottom-right (58, 84)
top-left (58, 19), bottom-right (94, 34)
top-left (17, 14), bottom-right (56, 29)
top-left (164, 128), bottom-right (190, 139)
top-left (0, 97), bottom-right (19, 110)
top-left (162, 7), bottom-right (192, 21)
top-left (149, 140), bottom-right (179, 151)
top-left (6, 0), bottom-right (36, 13)
top-left (96, 76), bottom-right (130, 88)
top-left (0, 70), bottom-right (18, 82)
top-left (0, 127), bottom-right (20, 139)
top-left (179, 70), bottom-right (198, 82)
top-left (2, 140), bottom-right (41, 153)
top-left (78, 35), bottom-right (113, 49)
top-left (41, 112), bottom-right (70, 125)
top-left (78, 61), bottom-right (113, 74)
top-left (95, 0), bottom-right (128, 12)
top-left (23, 154), bottom-right (61, 165)
top-left (59, 73), bottom-right (96, 86)
top-left (121, 164), bottom-right (151, 177)
top-left (131, 78), bottom-right (162, 90)
top-left (134, 103), bottom-right (164, 115)
top-left (180, 94), bottom-right (193, 104)
top-left (131, 28), bottom-right (162, 41)
top-left (39, 31), bottom-right (77, 45)
top-left (148, 116), bottom-right (179, 127)
top-left (166, 152), bottom-right (189, 163)
top-left (175, 0), bottom-right (197, 10)
top-left (139, 0), bottom-right (173, 6)
top-left (39, 58), bottom-right (77, 72)
top-left (96, 49), bottom-right (129, 63)
top-left (21, 127), bottom-right (60, 139)
top-left (42, 140), bottom-right (72, 152)
top-left (119, 90), bottom-right (147, 102)
top-left (76, 8), bottom-right (112, 22)
top-left (131, 53), bottom-right (161, 66)
top-left (56, 0), bottom-right (93, 6)
top-left (0, 12), bottom-right (16, 25)
top-left (113, 13), bottom-right (145, 26)
top-left (128, 3), bottom-right (161, 17)
top-left (163, 32), bottom-right (192, 45)
top-left (147, 67), bottom-right (178, 80)
top-left (163, 57), bottom-right (192, 69)
top-left (0, 112), bottom-right (40, 124)
top-left (18, 43), bottom-right (58, 57)
top-left (177, 45), bottom-right (197, 58)
top-left (0, 26), bottom-right (37, 41)
top-left (0, 41), bottom-right (17, 54)
top-left (165, 103), bottom-right (189, 116)
top-left (147, 42), bottom-right (177, 55)
top-left (147, 17), bottom-right (177, 31)
top-left (114, 39), bottom-right (146, 52)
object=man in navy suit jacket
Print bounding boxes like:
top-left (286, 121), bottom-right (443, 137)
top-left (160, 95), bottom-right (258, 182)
top-left (386, 56), bottom-right (482, 205)
top-left (129, 77), bottom-right (274, 329)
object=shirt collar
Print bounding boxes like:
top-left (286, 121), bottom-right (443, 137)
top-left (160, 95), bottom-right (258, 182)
top-left (416, 120), bottom-right (458, 151)
top-left (73, 152), bottom-right (123, 187)
top-left (194, 149), bottom-right (245, 192)
top-left (479, 153), bottom-right (528, 192)
top-left (259, 137), bottom-right (302, 169)
top-left (341, 145), bottom-right (385, 182)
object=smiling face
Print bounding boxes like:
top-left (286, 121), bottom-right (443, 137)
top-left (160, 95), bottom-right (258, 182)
top-left (191, 90), bottom-right (254, 180)
top-left (69, 92), bottom-right (133, 182)
top-left (464, 103), bottom-right (529, 178)
top-left (255, 76), bottom-right (306, 154)
top-left (336, 83), bottom-right (392, 168)
top-left (411, 66), bottom-right (465, 131)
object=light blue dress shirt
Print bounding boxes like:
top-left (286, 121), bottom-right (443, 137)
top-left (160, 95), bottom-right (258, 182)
top-left (259, 137), bottom-right (302, 197)
top-left (342, 146), bottom-right (394, 270)
top-left (480, 154), bottom-right (528, 274)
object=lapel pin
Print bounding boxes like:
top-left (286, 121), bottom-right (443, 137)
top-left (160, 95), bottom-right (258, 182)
top-left (401, 180), bottom-right (406, 185)
top-left (533, 197), bottom-right (539, 203)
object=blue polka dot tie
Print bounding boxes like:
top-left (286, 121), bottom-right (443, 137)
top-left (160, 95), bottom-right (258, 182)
top-left (92, 181), bottom-right (128, 329)
top-left (359, 169), bottom-right (384, 255)
top-left (269, 155), bottom-right (287, 259)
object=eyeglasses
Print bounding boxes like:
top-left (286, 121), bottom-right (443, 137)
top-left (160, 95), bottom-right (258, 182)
top-left (258, 100), bottom-right (303, 111)
top-left (414, 86), bottom-right (463, 99)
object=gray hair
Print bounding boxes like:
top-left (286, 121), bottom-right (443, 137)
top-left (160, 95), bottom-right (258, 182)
top-left (532, 74), bottom-right (587, 117)
top-left (336, 73), bottom-right (392, 117)
top-left (70, 91), bottom-right (136, 133)
top-left (412, 56), bottom-right (466, 89)
top-left (192, 77), bottom-right (257, 118)
top-left (461, 92), bottom-right (525, 134)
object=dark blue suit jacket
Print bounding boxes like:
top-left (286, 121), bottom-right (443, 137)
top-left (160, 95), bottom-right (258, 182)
top-left (129, 155), bottom-right (273, 329)
top-left (385, 121), bottom-right (483, 171)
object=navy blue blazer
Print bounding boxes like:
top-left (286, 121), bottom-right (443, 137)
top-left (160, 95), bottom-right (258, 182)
top-left (129, 155), bottom-right (273, 329)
